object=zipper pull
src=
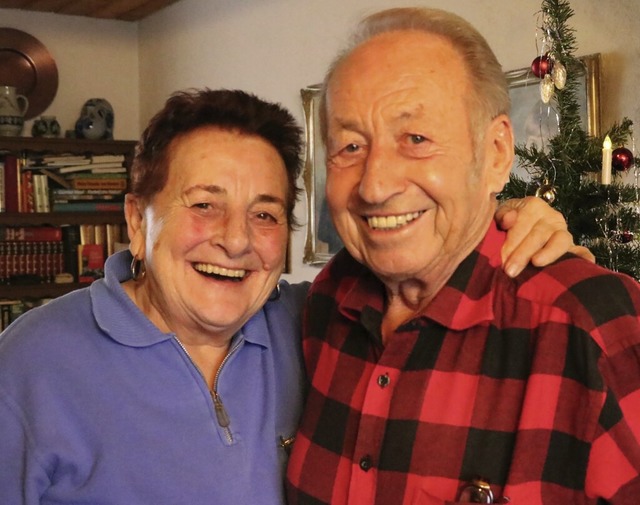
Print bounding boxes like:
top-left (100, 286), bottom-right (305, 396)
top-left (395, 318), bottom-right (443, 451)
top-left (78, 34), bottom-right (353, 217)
top-left (211, 392), bottom-right (231, 428)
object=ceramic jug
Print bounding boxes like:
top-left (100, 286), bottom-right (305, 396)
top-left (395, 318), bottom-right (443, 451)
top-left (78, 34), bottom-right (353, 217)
top-left (32, 115), bottom-right (61, 138)
top-left (0, 85), bottom-right (29, 136)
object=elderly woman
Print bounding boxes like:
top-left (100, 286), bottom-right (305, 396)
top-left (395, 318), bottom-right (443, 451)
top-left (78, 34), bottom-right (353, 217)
top-left (0, 89), bottom-right (586, 504)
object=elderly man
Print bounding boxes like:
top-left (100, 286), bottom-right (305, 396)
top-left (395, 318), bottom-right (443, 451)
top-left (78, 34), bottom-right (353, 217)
top-left (286, 7), bottom-right (640, 504)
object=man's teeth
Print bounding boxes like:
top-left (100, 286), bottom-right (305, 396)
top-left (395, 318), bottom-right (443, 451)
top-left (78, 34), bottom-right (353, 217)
top-left (194, 263), bottom-right (246, 278)
top-left (367, 211), bottom-right (422, 230)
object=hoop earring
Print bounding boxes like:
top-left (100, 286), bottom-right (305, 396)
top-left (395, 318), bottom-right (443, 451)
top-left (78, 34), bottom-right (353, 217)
top-left (268, 283), bottom-right (281, 301)
top-left (130, 256), bottom-right (145, 281)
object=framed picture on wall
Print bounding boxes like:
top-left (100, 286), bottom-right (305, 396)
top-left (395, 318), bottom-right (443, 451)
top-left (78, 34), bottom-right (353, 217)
top-left (506, 53), bottom-right (601, 178)
top-left (301, 84), bottom-right (343, 266)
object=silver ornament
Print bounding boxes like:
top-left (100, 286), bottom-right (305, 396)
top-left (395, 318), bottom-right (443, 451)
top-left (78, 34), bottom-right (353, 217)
top-left (552, 61), bottom-right (567, 89)
top-left (535, 182), bottom-right (557, 204)
top-left (540, 74), bottom-right (554, 104)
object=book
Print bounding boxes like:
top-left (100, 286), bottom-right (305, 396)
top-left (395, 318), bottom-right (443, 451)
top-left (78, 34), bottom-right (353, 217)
top-left (70, 178), bottom-right (128, 191)
top-left (61, 225), bottom-right (81, 281)
top-left (90, 166), bottom-right (126, 174)
top-left (106, 223), bottom-right (125, 256)
top-left (20, 170), bottom-right (35, 213)
top-left (52, 188), bottom-right (125, 197)
top-left (33, 174), bottom-right (50, 212)
top-left (79, 224), bottom-right (95, 245)
top-left (94, 224), bottom-right (107, 255)
top-left (0, 226), bottom-right (62, 241)
top-left (3, 155), bottom-right (20, 212)
top-left (91, 154), bottom-right (125, 163)
top-left (0, 161), bottom-right (4, 212)
top-left (41, 155), bottom-right (88, 164)
top-left (58, 161), bottom-right (124, 174)
top-left (51, 190), bottom-right (124, 203)
top-left (52, 201), bottom-right (125, 212)
top-left (78, 243), bottom-right (105, 283)
top-left (64, 172), bottom-right (127, 179)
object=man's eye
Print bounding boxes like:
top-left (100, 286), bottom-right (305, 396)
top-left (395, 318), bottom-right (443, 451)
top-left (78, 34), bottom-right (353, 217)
top-left (193, 203), bottom-right (211, 210)
top-left (409, 134), bottom-right (427, 144)
top-left (344, 143), bottom-right (360, 153)
top-left (256, 212), bottom-right (277, 222)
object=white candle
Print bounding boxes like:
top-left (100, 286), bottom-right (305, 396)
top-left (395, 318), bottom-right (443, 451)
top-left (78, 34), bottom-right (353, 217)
top-left (602, 135), bottom-right (612, 185)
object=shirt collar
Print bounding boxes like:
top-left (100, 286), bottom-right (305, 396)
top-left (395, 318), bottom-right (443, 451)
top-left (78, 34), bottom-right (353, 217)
top-left (336, 222), bottom-right (505, 331)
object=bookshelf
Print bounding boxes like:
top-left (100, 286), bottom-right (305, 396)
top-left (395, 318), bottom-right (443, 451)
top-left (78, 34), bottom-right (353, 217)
top-left (0, 136), bottom-right (137, 305)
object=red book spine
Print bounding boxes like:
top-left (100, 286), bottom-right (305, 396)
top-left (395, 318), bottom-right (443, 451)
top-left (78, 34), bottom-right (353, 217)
top-left (16, 242), bottom-right (26, 276)
top-left (1, 226), bottom-right (63, 241)
top-left (36, 241), bottom-right (46, 282)
top-left (20, 170), bottom-right (35, 213)
top-left (45, 242), bottom-right (54, 282)
top-left (8, 242), bottom-right (17, 279)
top-left (24, 241), bottom-right (33, 276)
top-left (56, 241), bottom-right (64, 278)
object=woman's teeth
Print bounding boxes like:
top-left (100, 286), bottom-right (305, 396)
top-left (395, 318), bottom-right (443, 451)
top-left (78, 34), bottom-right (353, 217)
top-left (194, 263), bottom-right (246, 279)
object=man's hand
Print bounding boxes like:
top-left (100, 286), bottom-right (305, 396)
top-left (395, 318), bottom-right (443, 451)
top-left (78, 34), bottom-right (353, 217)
top-left (496, 196), bottom-right (595, 278)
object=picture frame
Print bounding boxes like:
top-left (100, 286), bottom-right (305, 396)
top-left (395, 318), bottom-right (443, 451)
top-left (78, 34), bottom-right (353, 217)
top-left (506, 53), bottom-right (601, 177)
top-left (301, 84), bottom-right (342, 266)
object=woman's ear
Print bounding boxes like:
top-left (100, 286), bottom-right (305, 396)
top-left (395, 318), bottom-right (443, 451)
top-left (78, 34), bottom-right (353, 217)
top-left (484, 114), bottom-right (515, 194)
top-left (125, 193), bottom-right (146, 259)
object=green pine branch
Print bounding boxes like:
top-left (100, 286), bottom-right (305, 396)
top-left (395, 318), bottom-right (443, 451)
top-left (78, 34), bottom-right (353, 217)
top-left (501, 0), bottom-right (639, 279)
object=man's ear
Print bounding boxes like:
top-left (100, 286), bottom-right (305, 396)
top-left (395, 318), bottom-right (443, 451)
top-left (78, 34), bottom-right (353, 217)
top-left (484, 114), bottom-right (514, 194)
top-left (125, 193), bottom-right (146, 259)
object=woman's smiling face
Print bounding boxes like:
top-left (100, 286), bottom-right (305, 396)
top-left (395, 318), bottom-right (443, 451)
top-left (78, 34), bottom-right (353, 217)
top-left (128, 126), bottom-right (289, 339)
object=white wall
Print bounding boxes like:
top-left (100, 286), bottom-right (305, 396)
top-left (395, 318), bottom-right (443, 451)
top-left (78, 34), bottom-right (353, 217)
top-left (2, 1), bottom-right (639, 283)
top-left (0, 9), bottom-right (139, 140)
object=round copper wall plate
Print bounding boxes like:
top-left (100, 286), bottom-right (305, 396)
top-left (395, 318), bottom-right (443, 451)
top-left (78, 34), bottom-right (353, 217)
top-left (0, 27), bottom-right (59, 119)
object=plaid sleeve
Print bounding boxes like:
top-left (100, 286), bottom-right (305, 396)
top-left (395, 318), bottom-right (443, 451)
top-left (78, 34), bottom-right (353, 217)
top-left (528, 266), bottom-right (640, 502)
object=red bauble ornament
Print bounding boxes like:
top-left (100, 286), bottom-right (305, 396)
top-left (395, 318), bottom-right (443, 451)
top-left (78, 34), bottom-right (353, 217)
top-left (531, 54), bottom-right (554, 78)
top-left (619, 230), bottom-right (635, 243)
top-left (612, 147), bottom-right (634, 172)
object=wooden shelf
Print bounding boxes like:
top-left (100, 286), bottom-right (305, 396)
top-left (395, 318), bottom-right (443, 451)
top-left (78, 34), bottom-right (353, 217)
top-left (0, 282), bottom-right (90, 300)
top-left (0, 211), bottom-right (125, 226)
top-left (0, 136), bottom-right (137, 156)
top-left (0, 137), bottom-right (135, 306)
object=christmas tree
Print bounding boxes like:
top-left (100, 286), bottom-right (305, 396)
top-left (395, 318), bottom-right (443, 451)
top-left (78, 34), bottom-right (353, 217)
top-left (501, 0), bottom-right (640, 279)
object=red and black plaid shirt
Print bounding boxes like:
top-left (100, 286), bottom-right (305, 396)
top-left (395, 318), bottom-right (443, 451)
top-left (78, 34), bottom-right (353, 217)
top-left (286, 223), bottom-right (640, 504)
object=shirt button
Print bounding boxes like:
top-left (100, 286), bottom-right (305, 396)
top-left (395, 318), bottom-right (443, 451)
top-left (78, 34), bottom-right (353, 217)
top-left (377, 373), bottom-right (390, 388)
top-left (359, 455), bottom-right (372, 472)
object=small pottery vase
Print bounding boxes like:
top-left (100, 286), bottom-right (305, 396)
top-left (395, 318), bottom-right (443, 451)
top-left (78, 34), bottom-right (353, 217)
top-left (0, 85), bottom-right (29, 137)
top-left (32, 115), bottom-right (61, 138)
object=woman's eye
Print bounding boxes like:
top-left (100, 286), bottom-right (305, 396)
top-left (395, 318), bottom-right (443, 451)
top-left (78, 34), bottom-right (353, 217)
top-left (344, 143), bottom-right (360, 153)
top-left (409, 134), bottom-right (427, 144)
top-left (193, 203), bottom-right (211, 210)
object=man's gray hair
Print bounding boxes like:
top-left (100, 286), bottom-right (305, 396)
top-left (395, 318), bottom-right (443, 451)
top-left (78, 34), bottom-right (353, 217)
top-left (320, 7), bottom-right (511, 144)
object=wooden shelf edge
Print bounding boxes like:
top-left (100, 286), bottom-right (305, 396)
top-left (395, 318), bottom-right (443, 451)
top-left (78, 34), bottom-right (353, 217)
top-left (0, 137), bottom-right (137, 155)
top-left (0, 212), bottom-right (125, 226)
top-left (0, 282), bottom-right (91, 300)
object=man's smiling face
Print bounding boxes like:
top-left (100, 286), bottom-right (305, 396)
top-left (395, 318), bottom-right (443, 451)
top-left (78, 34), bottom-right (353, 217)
top-left (324, 30), bottom-right (506, 286)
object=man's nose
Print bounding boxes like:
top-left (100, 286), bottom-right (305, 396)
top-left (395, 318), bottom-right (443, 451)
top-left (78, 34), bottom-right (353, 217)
top-left (358, 144), bottom-right (406, 204)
